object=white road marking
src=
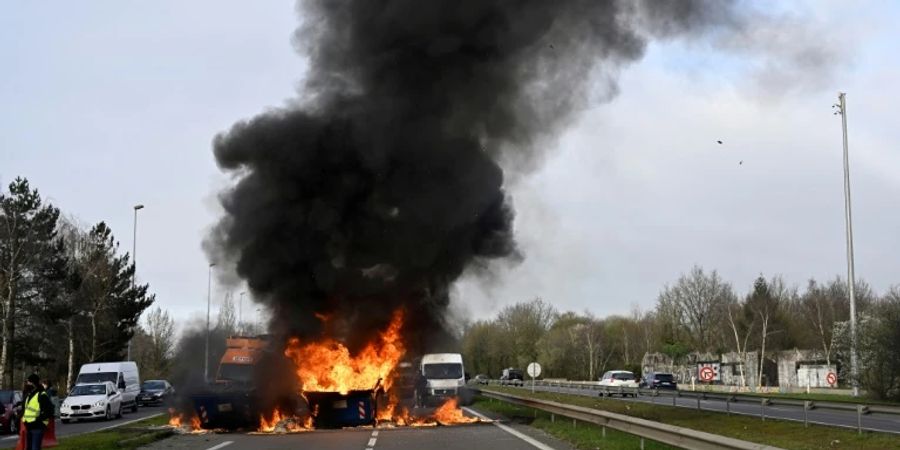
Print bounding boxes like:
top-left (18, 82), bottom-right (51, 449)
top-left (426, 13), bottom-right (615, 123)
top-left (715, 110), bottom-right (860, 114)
top-left (95, 412), bottom-right (164, 432)
top-left (206, 441), bottom-right (234, 450)
top-left (372, 430), bottom-right (379, 437)
top-left (367, 437), bottom-right (377, 446)
top-left (463, 407), bottom-right (556, 450)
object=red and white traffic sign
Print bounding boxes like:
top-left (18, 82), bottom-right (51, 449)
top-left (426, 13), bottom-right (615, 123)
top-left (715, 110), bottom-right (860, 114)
top-left (699, 366), bottom-right (716, 382)
top-left (826, 372), bottom-right (837, 386)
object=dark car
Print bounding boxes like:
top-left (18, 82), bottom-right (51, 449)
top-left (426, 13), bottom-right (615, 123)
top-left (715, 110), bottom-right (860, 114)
top-left (500, 368), bottom-right (524, 386)
top-left (0, 390), bottom-right (22, 434)
top-left (641, 372), bottom-right (677, 390)
top-left (137, 380), bottom-right (175, 406)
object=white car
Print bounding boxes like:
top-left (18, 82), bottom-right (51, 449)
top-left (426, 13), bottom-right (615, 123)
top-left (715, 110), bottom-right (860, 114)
top-left (598, 370), bottom-right (639, 396)
top-left (60, 382), bottom-right (122, 423)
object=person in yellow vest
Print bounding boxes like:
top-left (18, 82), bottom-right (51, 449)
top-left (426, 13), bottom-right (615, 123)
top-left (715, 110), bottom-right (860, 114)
top-left (22, 374), bottom-right (53, 450)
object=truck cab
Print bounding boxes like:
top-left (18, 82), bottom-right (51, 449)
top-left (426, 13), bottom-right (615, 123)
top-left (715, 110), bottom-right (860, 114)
top-left (215, 336), bottom-right (268, 384)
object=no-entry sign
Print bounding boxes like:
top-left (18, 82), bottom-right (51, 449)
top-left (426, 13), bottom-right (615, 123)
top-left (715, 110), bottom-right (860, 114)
top-left (699, 366), bottom-right (716, 382)
top-left (826, 372), bottom-right (837, 386)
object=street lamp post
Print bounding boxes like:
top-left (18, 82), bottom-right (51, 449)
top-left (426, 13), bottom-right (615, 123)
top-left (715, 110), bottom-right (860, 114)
top-left (239, 292), bottom-right (246, 335)
top-left (835, 92), bottom-right (859, 397)
top-left (205, 263), bottom-right (216, 382)
top-left (127, 204), bottom-right (144, 361)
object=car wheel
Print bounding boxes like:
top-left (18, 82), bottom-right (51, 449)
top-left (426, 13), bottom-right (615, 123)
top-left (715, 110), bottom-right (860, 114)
top-left (105, 406), bottom-right (112, 421)
top-left (61, 419), bottom-right (70, 424)
top-left (131, 401), bottom-right (138, 413)
top-left (9, 418), bottom-right (17, 434)
top-left (117, 404), bottom-right (123, 419)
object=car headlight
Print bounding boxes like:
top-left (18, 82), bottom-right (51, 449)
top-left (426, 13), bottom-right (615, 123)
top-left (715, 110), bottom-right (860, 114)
top-left (153, 392), bottom-right (162, 397)
top-left (93, 400), bottom-right (106, 408)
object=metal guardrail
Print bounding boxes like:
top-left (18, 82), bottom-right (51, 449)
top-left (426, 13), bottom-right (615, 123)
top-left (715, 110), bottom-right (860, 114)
top-left (475, 388), bottom-right (783, 450)
top-left (476, 379), bottom-right (900, 433)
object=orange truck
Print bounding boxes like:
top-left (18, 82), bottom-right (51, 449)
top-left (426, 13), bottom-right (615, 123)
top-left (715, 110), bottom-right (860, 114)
top-left (192, 336), bottom-right (270, 428)
top-left (216, 337), bottom-right (268, 383)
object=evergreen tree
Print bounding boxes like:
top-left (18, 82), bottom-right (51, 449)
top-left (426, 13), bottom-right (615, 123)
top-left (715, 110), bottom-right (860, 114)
top-left (0, 178), bottom-right (60, 388)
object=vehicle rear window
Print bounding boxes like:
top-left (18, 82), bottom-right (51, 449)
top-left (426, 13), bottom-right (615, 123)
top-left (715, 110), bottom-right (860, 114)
top-left (613, 372), bottom-right (635, 380)
top-left (655, 374), bottom-right (674, 382)
top-left (76, 372), bottom-right (118, 384)
top-left (71, 385), bottom-right (106, 396)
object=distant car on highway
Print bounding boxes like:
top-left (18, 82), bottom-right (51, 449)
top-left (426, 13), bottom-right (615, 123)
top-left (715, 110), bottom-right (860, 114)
top-left (472, 374), bottom-right (490, 385)
top-left (0, 390), bottom-right (22, 434)
top-left (500, 368), bottom-right (524, 386)
top-left (640, 372), bottom-right (677, 390)
top-left (598, 370), bottom-right (638, 396)
top-left (137, 380), bottom-right (175, 406)
top-left (60, 382), bottom-right (122, 423)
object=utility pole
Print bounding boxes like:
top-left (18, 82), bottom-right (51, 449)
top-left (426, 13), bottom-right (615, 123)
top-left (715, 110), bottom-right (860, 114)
top-left (205, 262), bottom-right (216, 383)
top-left (127, 204), bottom-right (144, 361)
top-left (834, 92), bottom-right (859, 397)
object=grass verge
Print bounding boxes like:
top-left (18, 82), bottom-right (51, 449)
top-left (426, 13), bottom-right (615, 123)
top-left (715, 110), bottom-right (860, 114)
top-left (51, 414), bottom-right (172, 450)
top-left (473, 397), bottom-right (675, 450)
top-left (481, 386), bottom-right (900, 450)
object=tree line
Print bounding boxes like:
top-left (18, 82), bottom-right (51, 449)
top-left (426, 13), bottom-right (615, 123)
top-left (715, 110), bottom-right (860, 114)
top-left (461, 266), bottom-right (900, 400)
top-left (0, 177), bottom-right (157, 391)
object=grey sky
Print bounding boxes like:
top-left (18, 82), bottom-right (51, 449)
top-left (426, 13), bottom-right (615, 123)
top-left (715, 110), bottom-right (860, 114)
top-left (3, 2), bottom-right (898, 332)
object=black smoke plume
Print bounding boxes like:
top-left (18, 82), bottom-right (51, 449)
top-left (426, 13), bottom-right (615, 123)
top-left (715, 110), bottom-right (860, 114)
top-left (207, 0), bottom-right (738, 351)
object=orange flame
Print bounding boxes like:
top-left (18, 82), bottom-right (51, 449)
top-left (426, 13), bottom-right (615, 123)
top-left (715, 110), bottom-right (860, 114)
top-left (167, 408), bottom-right (181, 427)
top-left (393, 406), bottom-right (435, 427)
top-left (257, 409), bottom-right (312, 433)
top-left (285, 310), bottom-right (405, 394)
top-left (433, 398), bottom-right (477, 425)
top-left (259, 409), bottom-right (285, 432)
top-left (168, 408), bottom-right (203, 431)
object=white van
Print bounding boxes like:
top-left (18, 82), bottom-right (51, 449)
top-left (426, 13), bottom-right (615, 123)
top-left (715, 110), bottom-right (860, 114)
top-left (421, 353), bottom-right (469, 404)
top-left (75, 362), bottom-right (141, 412)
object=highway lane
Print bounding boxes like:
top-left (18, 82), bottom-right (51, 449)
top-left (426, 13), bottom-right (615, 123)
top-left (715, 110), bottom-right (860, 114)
top-left (139, 406), bottom-right (575, 450)
top-left (0, 405), bottom-right (167, 449)
top-left (504, 384), bottom-right (900, 434)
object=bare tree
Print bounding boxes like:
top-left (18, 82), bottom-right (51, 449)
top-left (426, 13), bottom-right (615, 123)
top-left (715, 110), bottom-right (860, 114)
top-left (725, 300), bottom-right (754, 387)
top-left (578, 312), bottom-right (605, 380)
top-left (216, 294), bottom-right (238, 337)
top-left (798, 277), bottom-right (874, 366)
top-left (656, 266), bottom-right (734, 353)
top-left (745, 275), bottom-right (793, 388)
top-left (497, 298), bottom-right (556, 368)
top-left (136, 307), bottom-right (176, 379)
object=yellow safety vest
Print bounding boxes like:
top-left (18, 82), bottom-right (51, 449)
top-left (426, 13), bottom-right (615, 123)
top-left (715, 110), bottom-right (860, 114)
top-left (22, 392), bottom-right (49, 426)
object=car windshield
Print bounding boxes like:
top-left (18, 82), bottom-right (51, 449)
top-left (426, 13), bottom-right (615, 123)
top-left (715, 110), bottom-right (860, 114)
top-left (76, 372), bottom-right (118, 384)
top-left (218, 364), bottom-right (254, 383)
top-left (613, 372), bottom-right (635, 380)
top-left (71, 385), bottom-right (106, 396)
top-left (0, 390), bottom-right (13, 404)
top-left (142, 381), bottom-right (165, 390)
top-left (655, 374), bottom-right (674, 382)
top-left (423, 363), bottom-right (463, 380)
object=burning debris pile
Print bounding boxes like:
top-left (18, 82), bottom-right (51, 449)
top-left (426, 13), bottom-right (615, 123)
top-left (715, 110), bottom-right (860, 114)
top-left (165, 409), bottom-right (206, 434)
top-left (192, 0), bottom-right (751, 434)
